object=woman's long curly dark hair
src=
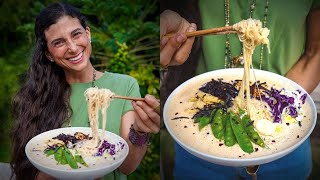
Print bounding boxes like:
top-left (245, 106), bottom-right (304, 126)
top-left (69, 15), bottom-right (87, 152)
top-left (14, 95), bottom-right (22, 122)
top-left (10, 2), bottom-right (87, 179)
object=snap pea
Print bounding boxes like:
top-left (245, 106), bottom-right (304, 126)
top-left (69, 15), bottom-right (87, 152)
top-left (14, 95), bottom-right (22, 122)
top-left (194, 116), bottom-right (201, 123)
top-left (64, 148), bottom-right (78, 169)
top-left (211, 109), bottom-right (226, 140)
top-left (75, 154), bottom-right (88, 167)
top-left (54, 146), bottom-right (67, 165)
top-left (230, 111), bottom-right (253, 153)
top-left (54, 146), bottom-right (63, 163)
top-left (198, 116), bottom-right (211, 130)
top-left (196, 109), bottom-right (217, 130)
top-left (239, 109), bottom-right (266, 148)
top-left (224, 113), bottom-right (237, 147)
top-left (44, 149), bottom-right (55, 156)
top-left (60, 149), bottom-right (68, 165)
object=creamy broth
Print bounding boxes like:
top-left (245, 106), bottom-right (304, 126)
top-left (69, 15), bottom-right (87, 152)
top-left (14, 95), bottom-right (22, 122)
top-left (25, 127), bottom-right (128, 171)
top-left (165, 73), bottom-right (313, 159)
top-left (29, 152), bottom-right (118, 170)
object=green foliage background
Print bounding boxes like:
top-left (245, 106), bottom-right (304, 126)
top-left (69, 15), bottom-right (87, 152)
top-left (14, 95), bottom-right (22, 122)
top-left (0, 0), bottom-right (159, 179)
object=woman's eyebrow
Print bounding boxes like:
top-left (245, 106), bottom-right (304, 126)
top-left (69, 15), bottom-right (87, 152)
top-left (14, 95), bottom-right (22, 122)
top-left (50, 28), bottom-right (84, 45)
top-left (71, 28), bottom-right (84, 34)
top-left (51, 38), bottom-right (63, 45)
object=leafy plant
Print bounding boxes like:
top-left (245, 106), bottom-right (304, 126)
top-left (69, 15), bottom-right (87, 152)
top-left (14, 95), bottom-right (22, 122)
top-left (0, 45), bottom-right (29, 162)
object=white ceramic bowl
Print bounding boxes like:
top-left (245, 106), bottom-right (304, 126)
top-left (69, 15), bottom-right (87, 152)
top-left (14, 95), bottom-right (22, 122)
top-left (163, 68), bottom-right (317, 167)
top-left (25, 127), bottom-right (128, 180)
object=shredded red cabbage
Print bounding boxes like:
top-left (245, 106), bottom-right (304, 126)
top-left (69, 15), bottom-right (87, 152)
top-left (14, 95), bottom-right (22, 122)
top-left (260, 87), bottom-right (306, 123)
top-left (95, 140), bottom-right (116, 156)
top-left (300, 94), bottom-right (307, 104)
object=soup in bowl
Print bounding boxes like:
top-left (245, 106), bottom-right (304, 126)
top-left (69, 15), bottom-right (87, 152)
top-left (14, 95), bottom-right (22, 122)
top-left (163, 68), bottom-right (316, 167)
top-left (25, 127), bottom-right (128, 180)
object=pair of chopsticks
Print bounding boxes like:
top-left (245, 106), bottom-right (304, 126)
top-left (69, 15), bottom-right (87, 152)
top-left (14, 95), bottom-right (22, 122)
top-left (112, 95), bottom-right (160, 114)
top-left (112, 95), bottom-right (144, 101)
top-left (162, 26), bottom-right (236, 39)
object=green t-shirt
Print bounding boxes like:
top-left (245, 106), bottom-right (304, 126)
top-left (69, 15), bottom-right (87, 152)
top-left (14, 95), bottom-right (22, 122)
top-left (198, 0), bottom-right (320, 75)
top-left (68, 71), bottom-right (141, 180)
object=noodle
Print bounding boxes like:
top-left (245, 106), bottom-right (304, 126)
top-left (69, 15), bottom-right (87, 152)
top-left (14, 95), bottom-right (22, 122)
top-left (232, 18), bottom-right (270, 115)
top-left (84, 87), bottom-right (115, 147)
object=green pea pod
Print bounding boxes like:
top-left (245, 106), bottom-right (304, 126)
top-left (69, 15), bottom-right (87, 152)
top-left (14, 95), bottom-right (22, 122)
top-left (240, 110), bottom-right (266, 148)
top-left (54, 146), bottom-right (64, 164)
top-left (198, 116), bottom-right (210, 130)
top-left (60, 150), bottom-right (68, 165)
top-left (229, 111), bottom-right (253, 153)
top-left (211, 109), bottom-right (226, 140)
top-left (64, 148), bottom-right (78, 169)
top-left (194, 116), bottom-right (201, 123)
top-left (196, 109), bottom-right (217, 130)
top-left (44, 149), bottom-right (55, 156)
top-left (224, 113), bottom-right (237, 147)
top-left (75, 154), bottom-right (88, 167)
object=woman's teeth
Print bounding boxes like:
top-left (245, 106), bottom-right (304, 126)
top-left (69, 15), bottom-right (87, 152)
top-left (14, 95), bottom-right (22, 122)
top-left (68, 52), bottom-right (83, 61)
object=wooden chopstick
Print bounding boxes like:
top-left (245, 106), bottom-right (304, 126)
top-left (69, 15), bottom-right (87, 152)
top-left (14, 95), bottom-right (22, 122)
top-left (112, 95), bottom-right (145, 101)
top-left (162, 26), bottom-right (236, 39)
top-left (112, 95), bottom-right (160, 114)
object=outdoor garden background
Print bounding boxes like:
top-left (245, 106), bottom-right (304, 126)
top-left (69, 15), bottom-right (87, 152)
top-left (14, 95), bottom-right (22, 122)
top-left (0, 0), bottom-right (160, 179)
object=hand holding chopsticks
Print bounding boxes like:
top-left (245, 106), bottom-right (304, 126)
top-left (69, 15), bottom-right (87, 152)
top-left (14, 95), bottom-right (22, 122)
top-left (160, 10), bottom-right (237, 69)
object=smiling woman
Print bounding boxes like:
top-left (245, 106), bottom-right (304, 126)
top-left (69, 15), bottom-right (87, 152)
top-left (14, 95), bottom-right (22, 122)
top-left (10, 2), bottom-right (160, 180)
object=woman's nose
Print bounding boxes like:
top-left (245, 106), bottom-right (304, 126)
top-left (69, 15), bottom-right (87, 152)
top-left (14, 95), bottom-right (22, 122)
top-left (67, 40), bottom-right (77, 53)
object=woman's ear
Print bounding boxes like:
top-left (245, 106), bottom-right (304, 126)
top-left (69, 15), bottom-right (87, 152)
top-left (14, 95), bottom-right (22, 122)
top-left (45, 52), bottom-right (54, 62)
top-left (86, 26), bottom-right (91, 42)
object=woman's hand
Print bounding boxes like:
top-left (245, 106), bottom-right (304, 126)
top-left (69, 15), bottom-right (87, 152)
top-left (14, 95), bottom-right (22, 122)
top-left (36, 171), bottom-right (56, 180)
top-left (160, 10), bottom-right (197, 68)
top-left (131, 94), bottom-right (160, 133)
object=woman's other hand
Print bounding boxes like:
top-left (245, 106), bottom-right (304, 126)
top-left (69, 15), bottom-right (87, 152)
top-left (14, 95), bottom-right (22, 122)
top-left (160, 10), bottom-right (197, 68)
top-left (36, 171), bottom-right (56, 180)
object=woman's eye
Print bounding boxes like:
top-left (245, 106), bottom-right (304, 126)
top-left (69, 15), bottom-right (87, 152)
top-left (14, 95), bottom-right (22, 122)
top-left (53, 41), bottom-right (64, 47)
top-left (74, 32), bottom-right (82, 37)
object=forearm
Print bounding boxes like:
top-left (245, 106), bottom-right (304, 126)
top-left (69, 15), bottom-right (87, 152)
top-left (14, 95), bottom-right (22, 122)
top-left (286, 53), bottom-right (320, 94)
top-left (117, 95), bottom-right (160, 175)
top-left (118, 111), bottom-right (148, 175)
top-left (118, 137), bottom-right (148, 175)
top-left (286, 8), bottom-right (320, 94)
